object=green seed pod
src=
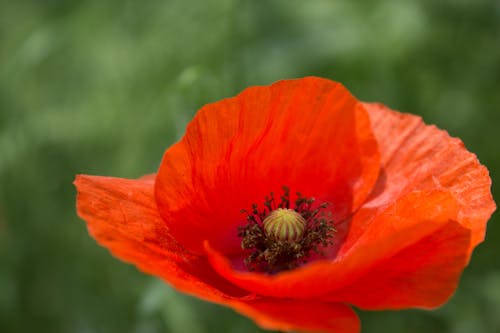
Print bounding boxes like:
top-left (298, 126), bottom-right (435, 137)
top-left (263, 208), bottom-right (306, 242)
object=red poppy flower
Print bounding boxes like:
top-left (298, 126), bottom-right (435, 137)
top-left (75, 77), bottom-right (495, 333)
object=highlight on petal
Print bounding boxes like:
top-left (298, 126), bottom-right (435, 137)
top-left (204, 190), bottom-right (460, 299)
top-left (228, 299), bottom-right (360, 333)
top-left (74, 175), bottom-right (251, 303)
top-left (364, 103), bottom-right (496, 254)
top-left (155, 77), bottom-right (380, 255)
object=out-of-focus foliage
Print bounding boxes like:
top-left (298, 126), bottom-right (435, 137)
top-left (0, 0), bottom-right (499, 332)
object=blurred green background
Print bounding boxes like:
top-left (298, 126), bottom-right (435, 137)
top-left (1, 0), bottom-right (499, 332)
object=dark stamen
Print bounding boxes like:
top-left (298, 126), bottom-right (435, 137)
top-left (238, 186), bottom-right (335, 273)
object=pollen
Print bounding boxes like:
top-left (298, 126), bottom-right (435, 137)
top-left (263, 208), bottom-right (306, 242)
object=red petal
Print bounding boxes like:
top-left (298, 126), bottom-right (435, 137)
top-left (364, 103), bottom-right (496, 254)
top-left (74, 175), bottom-right (250, 302)
top-left (75, 176), bottom-right (361, 332)
top-left (205, 190), bottom-right (459, 298)
top-left (155, 77), bottom-right (380, 254)
top-left (324, 220), bottom-right (471, 309)
top-left (228, 299), bottom-right (360, 333)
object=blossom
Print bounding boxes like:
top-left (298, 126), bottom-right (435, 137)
top-left (74, 77), bottom-right (495, 333)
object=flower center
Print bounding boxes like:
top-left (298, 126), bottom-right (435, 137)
top-left (263, 208), bottom-right (306, 242)
top-left (238, 186), bottom-right (335, 273)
